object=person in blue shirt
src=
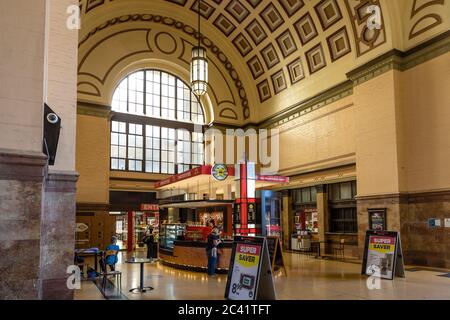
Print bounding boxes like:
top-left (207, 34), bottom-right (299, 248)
top-left (100, 236), bottom-right (120, 272)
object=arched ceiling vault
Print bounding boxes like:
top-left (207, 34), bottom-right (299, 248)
top-left (78, 0), bottom-right (449, 125)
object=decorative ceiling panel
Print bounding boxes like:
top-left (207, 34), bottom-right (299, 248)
top-left (79, 0), bottom-right (398, 114)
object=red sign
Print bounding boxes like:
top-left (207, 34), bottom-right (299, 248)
top-left (256, 175), bottom-right (289, 183)
top-left (237, 243), bottom-right (261, 256)
top-left (154, 165), bottom-right (213, 188)
top-left (154, 165), bottom-right (288, 188)
top-left (140, 204), bottom-right (159, 211)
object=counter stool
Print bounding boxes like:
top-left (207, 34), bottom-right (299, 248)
top-left (100, 250), bottom-right (122, 295)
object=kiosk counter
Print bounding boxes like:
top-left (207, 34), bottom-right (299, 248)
top-left (159, 238), bottom-right (233, 272)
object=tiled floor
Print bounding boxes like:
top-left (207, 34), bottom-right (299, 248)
top-left (74, 251), bottom-right (450, 300)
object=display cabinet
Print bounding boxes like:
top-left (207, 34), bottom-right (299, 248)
top-left (159, 223), bottom-right (186, 250)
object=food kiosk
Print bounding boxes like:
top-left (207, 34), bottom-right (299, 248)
top-left (158, 200), bottom-right (234, 272)
top-left (155, 165), bottom-right (289, 272)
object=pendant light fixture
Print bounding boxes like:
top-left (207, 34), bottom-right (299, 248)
top-left (190, 0), bottom-right (208, 96)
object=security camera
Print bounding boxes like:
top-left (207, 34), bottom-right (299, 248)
top-left (46, 113), bottom-right (59, 124)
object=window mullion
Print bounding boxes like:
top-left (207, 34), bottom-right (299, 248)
top-left (175, 79), bottom-right (178, 121)
top-left (143, 124), bottom-right (146, 173)
top-left (160, 130), bottom-right (162, 174)
top-left (126, 122), bottom-right (129, 171)
top-left (143, 70), bottom-right (147, 116)
top-left (160, 72), bottom-right (162, 118)
top-left (190, 90), bottom-right (193, 123)
top-left (127, 77), bottom-right (130, 114)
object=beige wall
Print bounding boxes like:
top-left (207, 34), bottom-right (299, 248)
top-left (45, 0), bottom-right (78, 172)
top-left (354, 70), bottom-right (402, 196)
top-left (397, 53), bottom-right (450, 192)
top-left (0, 0), bottom-right (46, 153)
top-left (355, 53), bottom-right (450, 197)
top-left (0, 0), bottom-right (77, 170)
top-left (76, 113), bottom-right (110, 204)
top-left (277, 96), bottom-right (356, 177)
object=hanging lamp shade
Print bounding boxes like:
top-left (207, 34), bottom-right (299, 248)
top-left (190, 46), bottom-right (208, 96)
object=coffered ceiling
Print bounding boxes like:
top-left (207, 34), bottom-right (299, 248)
top-left (78, 0), bottom-right (449, 124)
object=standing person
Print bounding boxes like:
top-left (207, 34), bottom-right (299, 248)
top-left (206, 227), bottom-right (221, 276)
top-left (142, 227), bottom-right (155, 259)
top-left (207, 219), bottom-right (215, 228)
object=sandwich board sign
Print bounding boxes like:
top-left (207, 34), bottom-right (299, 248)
top-left (266, 236), bottom-right (287, 276)
top-left (225, 236), bottom-right (276, 300)
top-left (361, 230), bottom-right (405, 280)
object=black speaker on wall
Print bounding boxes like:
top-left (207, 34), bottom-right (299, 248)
top-left (43, 103), bottom-right (61, 166)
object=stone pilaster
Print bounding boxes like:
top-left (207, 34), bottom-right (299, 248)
top-left (401, 190), bottom-right (450, 269)
top-left (0, 149), bottom-right (47, 299)
top-left (40, 171), bottom-right (78, 300)
top-left (356, 193), bottom-right (406, 259)
top-left (356, 191), bottom-right (450, 268)
top-left (315, 185), bottom-right (328, 253)
top-left (281, 190), bottom-right (291, 250)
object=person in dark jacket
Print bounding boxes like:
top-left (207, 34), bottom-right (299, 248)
top-left (205, 227), bottom-right (221, 276)
top-left (143, 228), bottom-right (155, 259)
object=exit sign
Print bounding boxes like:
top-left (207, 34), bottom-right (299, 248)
top-left (141, 204), bottom-right (159, 211)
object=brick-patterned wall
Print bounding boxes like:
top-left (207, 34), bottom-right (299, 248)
top-left (76, 114), bottom-right (110, 204)
top-left (401, 192), bottom-right (450, 269)
top-left (278, 95), bottom-right (356, 175)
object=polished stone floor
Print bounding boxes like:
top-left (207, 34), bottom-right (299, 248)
top-left (75, 251), bottom-right (450, 300)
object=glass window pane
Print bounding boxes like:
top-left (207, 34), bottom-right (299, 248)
top-left (330, 184), bottom-right (340, 201)
top-left (301, 188), bottom-right (311, 203)
top-left (341, 182), bottom-right (352, 200)
top-left (311, 187), bottom-right (317, 202)
top-left (119, 159), bottom-right (126, 170)
top-left (119, 147), bottom-right (126, 158)
top-left (111, 159), bottom-right (118, 170)
top-left (111, 133), bottom-right (118, 145)
top-left (136, 136), bottom-right (143, 148)
top-left (136, 149), bottom-right (143, 160)
top-left (111, 146), bottom-right (118, 157)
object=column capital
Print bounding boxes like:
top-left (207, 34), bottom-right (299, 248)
top-left (315, 184), bottom-right (327, 193)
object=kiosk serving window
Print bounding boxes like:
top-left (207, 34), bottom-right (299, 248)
top-left (110, 69), bottom-right (205, 174)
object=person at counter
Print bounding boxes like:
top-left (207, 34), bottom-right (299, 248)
top-left (205, 227), bottom-right (221, 276)
top-left (143, 227), bottom-right (155, 259)
top-left (206, 219), bottom-right (215, 228)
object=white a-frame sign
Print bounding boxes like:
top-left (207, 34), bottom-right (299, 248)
top-left (224, 236), bottom-right (276, 300)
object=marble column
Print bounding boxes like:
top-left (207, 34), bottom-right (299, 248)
top-left (0, 149), bottom-right (47, 299)
top-left (40, 171), bottom-right (78, 300)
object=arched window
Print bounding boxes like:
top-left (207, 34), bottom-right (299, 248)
top-left (110, 70), bottom-right (205, 174)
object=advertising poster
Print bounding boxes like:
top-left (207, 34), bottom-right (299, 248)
top-left (227, 242), bottom-right (262, 300)
top-left (368, 209), bottom-right (386, 231)
top-left (366, 235), bottom-right (396, 279)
